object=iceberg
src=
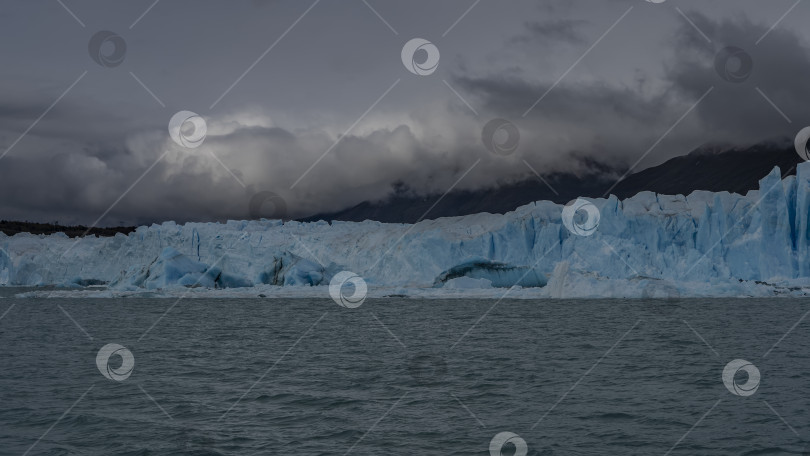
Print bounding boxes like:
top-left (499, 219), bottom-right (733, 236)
top-left (4, 163), bottom-right (810, 298)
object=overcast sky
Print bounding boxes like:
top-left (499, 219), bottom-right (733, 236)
top-left (1, 0), bottom-right (808, 225)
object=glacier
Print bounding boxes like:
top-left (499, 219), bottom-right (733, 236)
top-left (4, 162), bottom-right (810, 299)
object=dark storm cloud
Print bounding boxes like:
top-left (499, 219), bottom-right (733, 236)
top-left (0, 0), bottom-right (807, 225)
top-left (453, 73), bottom-right (677, 171)
top-left (452, 8), bottom-right (810, 172)
top-left (513, 19), bottom-right (589, 45)
top-left (666, 12), bottom-right (810, 141)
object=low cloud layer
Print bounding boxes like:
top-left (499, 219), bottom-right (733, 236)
top-left (0, 1), bottom-right (807, 225)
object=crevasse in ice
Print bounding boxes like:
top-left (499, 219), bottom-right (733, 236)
top-left (2, 163), bottom-right (810, 297)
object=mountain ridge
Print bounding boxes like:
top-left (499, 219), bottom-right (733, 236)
top-left (303, 140), bottom-right (802, 223)
top-left (1, 140), bottom-right (802, 236)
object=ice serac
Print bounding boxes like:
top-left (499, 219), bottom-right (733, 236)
top-left (758, 168), bottom-right (794, 280)
top-left (112, 247), bottom-right (226, 290)
top-left (797, 163), bottom-right (810, 276)
top-left (2, 162), bottom-right (810, 297)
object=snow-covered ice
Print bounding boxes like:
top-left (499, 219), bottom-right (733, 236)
top-left (5, 163), bottom-right (810, 298)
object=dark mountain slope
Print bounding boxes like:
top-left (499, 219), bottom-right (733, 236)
top-left (3, 141), bottom-right (801, 235)
top-left (304, 141), bottom-right (802, 224)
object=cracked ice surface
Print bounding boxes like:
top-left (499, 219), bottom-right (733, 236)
top-left (4, 163), bottom-right (810, 298)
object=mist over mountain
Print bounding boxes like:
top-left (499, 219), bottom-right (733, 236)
top-left (304, 140), bottom-right (802, 223)
top-left (3, 2), bottom-right (810, 226)
top-left (2, 140), bottom-right (799, 235)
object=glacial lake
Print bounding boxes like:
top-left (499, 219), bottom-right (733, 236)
top-left (1, 297), bottom-right (808, 455)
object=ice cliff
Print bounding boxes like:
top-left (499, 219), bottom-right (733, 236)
top-left (3, 162), bottom-right (810, 298)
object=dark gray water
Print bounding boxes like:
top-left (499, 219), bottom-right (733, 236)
top-left (1, 298), bottom-right (809, 455)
